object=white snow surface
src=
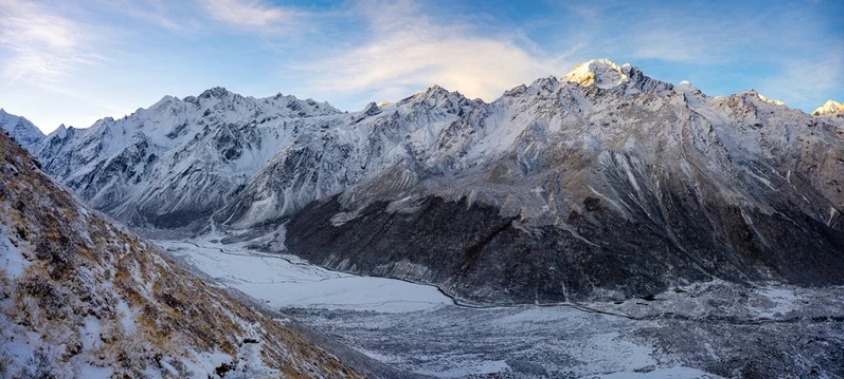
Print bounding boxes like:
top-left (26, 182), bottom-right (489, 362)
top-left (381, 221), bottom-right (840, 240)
top-left (0, 226), bottom-right (28, 279)
top-left (156, 238), bottom-right (453, 313)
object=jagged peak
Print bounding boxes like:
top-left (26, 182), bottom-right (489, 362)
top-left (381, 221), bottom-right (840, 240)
top-left (812, 99), bottom-right (843, 116)
top-left (402, 84), bottom-right (459, 104)
top-left (199, 86), bottom-right (233, 99)
top-left (563, 58), bottom-right (673, 95)
top-left (563, 58), bottom-right (628, 89)
top-left (413, 84), bottom-right (451, 97)
top-left (150, 95), bottom-right (181, 109)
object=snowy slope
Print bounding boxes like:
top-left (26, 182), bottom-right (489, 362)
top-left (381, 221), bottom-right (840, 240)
top-left (0, 108), bottom-right (45, 153)
top-left (0, 132), bottom-right (362, 378)
top-left (35, 87), bottom-right (343, 230)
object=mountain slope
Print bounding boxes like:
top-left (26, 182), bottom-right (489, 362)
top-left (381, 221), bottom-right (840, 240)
top-left (0, 108), bottom-right (45, 153)
top-left (273, 61), bottom-right (844, 303)
top-left (0, 130), bottom-right (361, 378)
top-left (36, 88), bottom-right (343, 231)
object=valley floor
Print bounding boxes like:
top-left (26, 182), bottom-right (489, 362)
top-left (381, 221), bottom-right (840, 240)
top-left (157, 239), bottom-right (844, 379)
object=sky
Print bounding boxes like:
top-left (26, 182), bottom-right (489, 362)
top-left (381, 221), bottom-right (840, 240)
top-left (0, 0), bottom-right (842, 133)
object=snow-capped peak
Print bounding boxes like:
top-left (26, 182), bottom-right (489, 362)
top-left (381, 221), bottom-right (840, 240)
top-left (564, 58), bottom-right (628, 89)
top-left (812, 99), bottom-right (843, 116)
top-left (199, 86), bottom-right (232, 99)
top-left (563, 58), bottom-right (674, 95)
top-left (0, 108), bottom-right (45, 153)
top-left (757, 93), bottom-right (785, 107)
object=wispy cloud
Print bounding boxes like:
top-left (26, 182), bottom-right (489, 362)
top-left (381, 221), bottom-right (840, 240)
top-left (302, 1), bottom-right (565, 104)
top-left (197, 0), bottom-right (295, 28)
top-left (0, 0), bottom-right (101, 83)
top-left (758, 56), bottom-right (843, 106)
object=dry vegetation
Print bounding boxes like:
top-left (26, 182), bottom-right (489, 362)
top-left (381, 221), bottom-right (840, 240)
top-left (0, 132), bottom-right (362, 378)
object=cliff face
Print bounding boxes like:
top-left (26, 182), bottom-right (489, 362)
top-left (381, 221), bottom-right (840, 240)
top-left (0, 131), bottom-right (361, 378)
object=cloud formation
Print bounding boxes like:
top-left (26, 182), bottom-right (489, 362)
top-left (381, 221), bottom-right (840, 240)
top-left (197, 0), bottom-right (293, 28)
top-left (303, 1), bottom-right (565, 103)
top-left (0, 0), bottom-right (99, 82)
top-left (759, 56), bottom-right (843, 107)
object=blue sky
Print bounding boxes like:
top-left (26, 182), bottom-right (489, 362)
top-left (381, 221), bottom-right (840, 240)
top-left (1, 0), bottom-right (842, 133)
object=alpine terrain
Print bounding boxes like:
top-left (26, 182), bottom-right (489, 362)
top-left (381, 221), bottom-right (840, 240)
top-left (4, 58), bottom-right (844, 378)
top-left (28, 59), bottom-right (844, 304)
top-left (0, 109), bottom-right (45, 154)
top-left (0, 130), bottom-right (362, 377)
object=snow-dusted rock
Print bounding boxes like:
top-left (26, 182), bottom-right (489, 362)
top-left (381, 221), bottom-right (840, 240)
top-left (35, 87), bottom-right (343, 231)
top-left (0, 108), bottom-right (44, 153)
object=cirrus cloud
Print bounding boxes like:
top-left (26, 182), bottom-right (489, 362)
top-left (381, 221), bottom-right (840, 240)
top-left (0, 0), bottom-right (102, 82)
top-left (197, 0), bottom-right (296, 28)
top-left (300, 1), bottom-right (568, 104)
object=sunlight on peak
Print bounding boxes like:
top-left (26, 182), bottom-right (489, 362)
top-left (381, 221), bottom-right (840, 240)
top-left (757, 93), bottom-right (786, 106)
top-left (812, 99), bottom-right (843, 115)
top-left (563, 59), bottom-right (629, 89)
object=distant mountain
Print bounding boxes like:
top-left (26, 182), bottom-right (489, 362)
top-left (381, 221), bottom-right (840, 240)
top-left (813, 99), bottom-right (843, 116)
top-left (35, 87), bottom-right (342, 231)
top-left (28, 59), bottom-right (844, 304)
top-left (0, 108), bottom-right (44, 153)
top-left (0, 130), bottom-right (361, 377)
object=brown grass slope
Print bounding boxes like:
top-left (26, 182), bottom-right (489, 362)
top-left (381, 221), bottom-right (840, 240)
top-left (0, 131), bottom-right (362, 378)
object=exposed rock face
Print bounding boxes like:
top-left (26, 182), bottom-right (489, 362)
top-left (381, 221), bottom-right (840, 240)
top-left (0, 131), bottom-right (361, 378)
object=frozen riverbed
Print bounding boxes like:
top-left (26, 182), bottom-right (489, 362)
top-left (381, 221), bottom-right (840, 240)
top-left (157, 239), bottom-right (453, 313)
top-left (156, 239), bottom-right (844, 378)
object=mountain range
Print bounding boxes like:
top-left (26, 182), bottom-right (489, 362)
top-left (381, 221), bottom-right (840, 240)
top-left (4, 59), bottom-right (843, 304)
